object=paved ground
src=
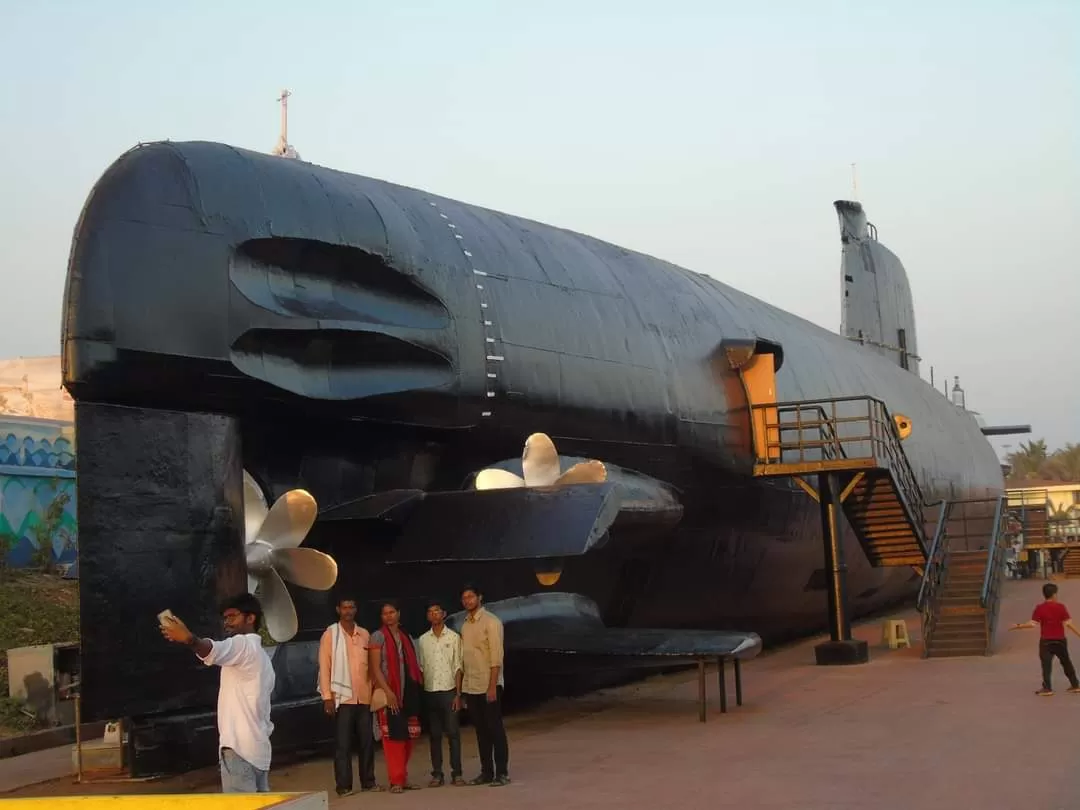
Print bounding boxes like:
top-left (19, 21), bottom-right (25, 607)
top-left (3, 577), bottom-right (1077, 809)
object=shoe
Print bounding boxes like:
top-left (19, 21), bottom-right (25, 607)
top-left (489, 775), bottom-right (510, 787)
top-left (336, 787), bottom-right (354, 797)
top-left (429, 775), bottom-right (445, 788)
top-left (468, 775), bottom-right (493, 786)
top-left (1036, 688), bottom-right (1054, 696)
top-left (452, 776), bottom-right (467, 786)
top-left (1068, 686), bottom-right (1080, 694)
top-left (360, 784), bottom-right (385, 792)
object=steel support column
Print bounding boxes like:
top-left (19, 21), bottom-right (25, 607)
top-left (814, 472), bottom-right (869, 665)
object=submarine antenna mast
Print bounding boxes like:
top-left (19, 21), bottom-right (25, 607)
top-left (280, 88), bottom-right (289, 146)
top-left (272, 88), bottom-right (301, 160)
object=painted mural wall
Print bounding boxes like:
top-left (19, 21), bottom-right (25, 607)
top-left (0, 415), bottom-right (77, 570)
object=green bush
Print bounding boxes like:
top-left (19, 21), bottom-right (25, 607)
top-left (0, 695), bottom-right (38, 733)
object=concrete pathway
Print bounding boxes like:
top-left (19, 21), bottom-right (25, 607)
top-left (4, 578), bottom-right (1076, 809)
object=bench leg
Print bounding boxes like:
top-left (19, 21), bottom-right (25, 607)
top-left (735, 658), bottom-right (743, 707)
top-left (698, 659), bottom-right (707, 722)
top-left (718, 657), bottom-right (727, 714)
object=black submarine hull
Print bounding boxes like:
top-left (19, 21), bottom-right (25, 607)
top-left (62, 142), bottom-right (1002, 755)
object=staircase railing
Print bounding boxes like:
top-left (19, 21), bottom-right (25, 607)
top-left (980, 495), bottom-right (1009, 652)
top-left (752, 396), bottom-right (927, 550)
top-left (917, 500), bottom-right (951, 653)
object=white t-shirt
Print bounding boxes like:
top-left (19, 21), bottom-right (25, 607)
top-left (197, 633), bottom-right (276, 771)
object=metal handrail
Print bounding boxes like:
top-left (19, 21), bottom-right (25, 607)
top-left (916, 500), bottom-right (950, 611)
top-left (752, 395), bottom-right (928, 551)
top-left (980, 495), bottom-right (1009, 652)
top-left (981, 495), bottom-right (1006, 608)
top-left (917, 501), bottom-right (951, 654)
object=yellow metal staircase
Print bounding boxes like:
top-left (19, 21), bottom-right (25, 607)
top-left (744, 393), bottom-right (1010, 661)
top-left (750, 396), bottom-right (929, 568)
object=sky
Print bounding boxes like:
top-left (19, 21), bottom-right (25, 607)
top-left (1, 0), bottom-right (1076, 453)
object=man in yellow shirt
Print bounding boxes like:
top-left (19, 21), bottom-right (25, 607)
top-left (460, 584), bottom-right (509, 787)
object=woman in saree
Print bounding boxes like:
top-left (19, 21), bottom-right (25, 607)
top-left (368, 600), bottom-right (423, 792)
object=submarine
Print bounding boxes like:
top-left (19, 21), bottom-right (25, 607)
top-left (61, 141), bottom-right (1004, 774)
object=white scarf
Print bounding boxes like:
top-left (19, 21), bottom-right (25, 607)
top-left (329, 622), bottom-right (354, 708)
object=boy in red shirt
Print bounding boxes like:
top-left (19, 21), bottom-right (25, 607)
top-left (1010, 582), bottom-right (1080, 696)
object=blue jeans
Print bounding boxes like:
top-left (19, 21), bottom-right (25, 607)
top-left (220, 747), bottom-right (270, 793)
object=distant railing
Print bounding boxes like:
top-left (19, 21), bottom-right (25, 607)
top-left (917, 500), bottom-right (951, 652)
top-left (752, 395), bottom-right (926, 536)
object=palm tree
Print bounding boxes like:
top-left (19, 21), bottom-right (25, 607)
top-left (1007, 439), bottom-right (1049, 481)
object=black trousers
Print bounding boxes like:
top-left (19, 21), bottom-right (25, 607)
top-left (466, 686), bottom-right (509, 779)
top-left (426, 689), bottom-right (462, 779)
top-left (333, 703), bottom-right (376, 791)
top-left (1039, 639), bottom-right (1079, 690)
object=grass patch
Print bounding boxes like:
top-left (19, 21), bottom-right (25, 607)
top-left (0, 571), bottom-right (80, 736)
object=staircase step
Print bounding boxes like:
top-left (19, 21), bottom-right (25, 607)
top-left (851, 516), bottom-right (911, 529)
top-left (931, 640), bottom-right (987, 650)
top-left (861, 529), bottom-right (917, 539)
top-left (869, 544), bottom-right (925, 554)
top-left (942, 581), bottom-right (984, 590)
top-left (926, 636), bottom-right (987, 648)
top-left (926, 647), bottom-right (988, 658)
top-left (853, 503), bottom-right (905, 512)
top-left (940, 591), bottom-right (983, 601)
top-left (931, 615), bottom-right (986, 625)
top-left (851, 514), bottom-right (911, 527)
top-left (931, 625), bottom-right (987, 639)
top-left (933, 622), bottom-right (989, 635)
top-left (873, 557), bottom-right (927, 567)
top-left (867, 541), bottom-right (922, 552)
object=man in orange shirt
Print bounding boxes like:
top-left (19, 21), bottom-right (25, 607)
top-left (318, 596), bottom-right (382, 796)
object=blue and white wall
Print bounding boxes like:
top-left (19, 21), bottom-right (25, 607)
top-left (0, 415), bottom-right (77, 570)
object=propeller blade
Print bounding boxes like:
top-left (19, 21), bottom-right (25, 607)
top-left (257, 567), bottom-right (298, 642)
top-left (475, 468), bottom-right (526, 490)
top-left (554, 460), bottom-right (607, 486)
top-left (247, 574), bottom-right (259, 596)
top-left (522, 433), bottom-right (560, 487)
top-left (254, 489), bottom-right (318, 550)
top-left (243, 471), bottom-right (270, 545)
top-left (275, 547), bottom-right (338, 591)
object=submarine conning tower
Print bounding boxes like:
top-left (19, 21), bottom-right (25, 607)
top-left (835, 200), bottom-right (920, 377)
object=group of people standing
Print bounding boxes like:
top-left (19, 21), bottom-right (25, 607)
top-left (159, 584), bottom-right (510, 796)
top-left (317, 584), bottom-right (511, 795)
